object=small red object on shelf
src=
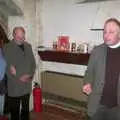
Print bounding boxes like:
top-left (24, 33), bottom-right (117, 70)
top-left (57, 36), bottom-right (70, 51)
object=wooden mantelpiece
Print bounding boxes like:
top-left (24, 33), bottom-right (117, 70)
top-left (38, 50), bottom-right (90, 65)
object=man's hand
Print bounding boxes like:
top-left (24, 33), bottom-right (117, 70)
top-left (82, 83), bottom-right (92, 95)
top-left (19, 74), bottom-right (31, 82)
top-left (9, 65), bottom-right (16, 76)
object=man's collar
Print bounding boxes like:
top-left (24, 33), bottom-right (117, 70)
top-left (109, 42), bottom-right (120, 48)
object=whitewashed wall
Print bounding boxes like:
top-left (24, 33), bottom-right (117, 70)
top-left (42, 0), bottom-right (120, 48)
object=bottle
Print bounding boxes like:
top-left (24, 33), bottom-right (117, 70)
top-left (71, 42), bottom-right (76, 52)
top-left (33, 82), bottom-right (42, 112)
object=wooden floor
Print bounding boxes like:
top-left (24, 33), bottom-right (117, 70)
top-left (30, 104), bottom-right (85, 120)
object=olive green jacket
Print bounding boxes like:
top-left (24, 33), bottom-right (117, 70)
top-left (84, 43), bottom-right (120, 117)
top-left (4, 40), bottom-right (36, 97)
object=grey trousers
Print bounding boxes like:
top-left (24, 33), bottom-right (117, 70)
top-left (89, 105), bottom-right (120, 120)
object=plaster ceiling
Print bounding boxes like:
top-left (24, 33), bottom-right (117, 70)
top-left (0, 0), bottom-right (23, 16)
top-left (76, 0), bottom-right (119, 4)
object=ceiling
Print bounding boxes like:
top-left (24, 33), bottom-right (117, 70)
top-left (76, 0), bottom-right (119, 4)
top-left (0, 0), bottom-right (23, 16)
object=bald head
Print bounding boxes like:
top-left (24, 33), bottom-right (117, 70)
top-left (13, 27), bottom-right (25, 45)
top-left (104, 18), bottom-right (120, 29)
top-left (103, 18), bottom-right (120, 46)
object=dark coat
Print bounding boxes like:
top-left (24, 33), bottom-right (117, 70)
top-left (4, 40), bottom-right (36, 97)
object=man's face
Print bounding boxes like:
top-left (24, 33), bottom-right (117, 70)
top-left (103, 21), bottom-right (120, 46)
top-left (13, 28), bottom-right (25, 45)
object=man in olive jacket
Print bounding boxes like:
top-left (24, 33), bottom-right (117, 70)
top-left (4, 27), bottom-right (36, 120)
top-left (83, 18), bottom-right (120, 120)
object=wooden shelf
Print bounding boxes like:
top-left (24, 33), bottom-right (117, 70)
top-left (38, 50), bottom-right (90, 65)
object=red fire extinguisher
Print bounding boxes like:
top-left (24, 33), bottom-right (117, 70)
top-left (33, 82), bottom-right (42, 112)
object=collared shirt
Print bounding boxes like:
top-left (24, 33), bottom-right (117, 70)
top-left (109, 41), bottom-right (120, 48)
top-left (0, 48), bottom-right (6, 81)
